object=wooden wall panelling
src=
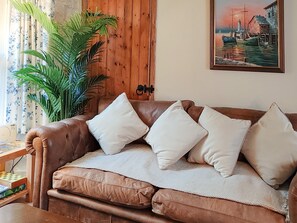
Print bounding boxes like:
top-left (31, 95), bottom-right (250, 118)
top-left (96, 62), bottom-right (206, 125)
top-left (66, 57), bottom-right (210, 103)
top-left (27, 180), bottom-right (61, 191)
top-left (84, 0), bottom-right (156, 104)
top-left (85, 0), bottom-right (107, 112)
top-left (138, 0), bottom-right (151, 100)
top-left (99, 0), bottom-right (108, 99)
top-left (114, 0), bottom-right (127, 96)
top-left (122, 0), bottom-right (133, 98)
top-left (106, 0), bottom-right (131, 98)
top-left (82, 0), bottom-right (88, 13)
top-left (130, 0), bottom-right (141, 99)
top-left (98, 0), bottom-right (108, 78)
top-left (87, 22), bottom-right (101, 112)
top-left (106, 0), bottom-right (117, 97)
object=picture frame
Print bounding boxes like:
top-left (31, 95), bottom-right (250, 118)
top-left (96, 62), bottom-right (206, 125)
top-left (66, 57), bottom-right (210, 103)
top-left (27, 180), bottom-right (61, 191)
top-left (210, 0), bottom-right (284, 73)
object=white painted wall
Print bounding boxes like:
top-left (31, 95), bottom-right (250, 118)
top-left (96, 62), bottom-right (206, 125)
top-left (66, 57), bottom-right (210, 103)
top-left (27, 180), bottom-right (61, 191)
top-left (155, 0), bottom-right (297, 112)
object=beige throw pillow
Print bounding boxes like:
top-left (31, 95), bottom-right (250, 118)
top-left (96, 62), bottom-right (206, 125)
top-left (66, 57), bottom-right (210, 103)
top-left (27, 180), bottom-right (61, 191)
top-left (144, 101), bottom-right (208, 170)
top-left (188, 106), bottom-right (251, 177)
top-left (86, 93), bottom-right (149, 155)
top-left (242, 103), bottom-right (297, 188)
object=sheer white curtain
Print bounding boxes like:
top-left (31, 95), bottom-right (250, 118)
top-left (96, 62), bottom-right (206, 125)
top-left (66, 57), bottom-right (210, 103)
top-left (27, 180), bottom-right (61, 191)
top-left (3, 0), bottom-right (56, 134)
top-left (0, 0), bottom-right (10, 125)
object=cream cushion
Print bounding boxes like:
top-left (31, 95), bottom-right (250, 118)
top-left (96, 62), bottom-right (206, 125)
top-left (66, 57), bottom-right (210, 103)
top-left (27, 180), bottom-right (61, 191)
top-left (144, 101), bottom-right (208, 170)
top-left (242, 103), bottom-right (297, 187)
top-left (86, 93), bottom-right (149, 155)
top-left (188, 106), bottom-right (251, 177)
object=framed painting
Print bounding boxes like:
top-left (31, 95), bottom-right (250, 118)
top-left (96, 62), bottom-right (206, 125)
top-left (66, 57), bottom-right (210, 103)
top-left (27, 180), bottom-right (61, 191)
top-left (210, 0), bottom-right (284, 73)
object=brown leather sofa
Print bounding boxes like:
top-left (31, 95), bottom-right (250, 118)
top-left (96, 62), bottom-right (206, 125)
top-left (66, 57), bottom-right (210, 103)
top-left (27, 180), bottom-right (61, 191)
top-left (26, 99), bottom-right (297, 223)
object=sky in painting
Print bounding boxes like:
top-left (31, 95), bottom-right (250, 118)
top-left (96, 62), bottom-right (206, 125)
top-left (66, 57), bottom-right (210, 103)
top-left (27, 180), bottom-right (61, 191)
top-left (215, 0), bottom-right (275, 29)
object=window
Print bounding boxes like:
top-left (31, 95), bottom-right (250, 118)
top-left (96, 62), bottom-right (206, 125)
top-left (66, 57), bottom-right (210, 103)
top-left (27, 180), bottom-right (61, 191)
top-left (0, 0), bottom-right (9, 124)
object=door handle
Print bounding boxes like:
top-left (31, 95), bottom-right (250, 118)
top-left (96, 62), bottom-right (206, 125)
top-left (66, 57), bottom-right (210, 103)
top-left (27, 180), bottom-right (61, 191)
top-left (136, 85), bottom-right (154, 96)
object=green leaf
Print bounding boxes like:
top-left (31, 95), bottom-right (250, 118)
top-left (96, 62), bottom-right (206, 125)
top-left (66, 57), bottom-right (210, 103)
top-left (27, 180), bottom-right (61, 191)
top-left (11, 0), bottom-right (117, 122)
top-left (10, 0), bottom-right (57, 35)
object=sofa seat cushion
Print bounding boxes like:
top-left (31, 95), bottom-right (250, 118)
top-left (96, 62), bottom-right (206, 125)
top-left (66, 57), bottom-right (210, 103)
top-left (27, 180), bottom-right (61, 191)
top-left (152, 189), bottom-right (285, 223)
top-left (53, 167), bottom-right (156, 209)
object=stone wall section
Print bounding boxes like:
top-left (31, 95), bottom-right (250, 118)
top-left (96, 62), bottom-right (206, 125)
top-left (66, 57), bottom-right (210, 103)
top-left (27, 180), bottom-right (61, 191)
top-left (54, 0), bottom-right (82, 23)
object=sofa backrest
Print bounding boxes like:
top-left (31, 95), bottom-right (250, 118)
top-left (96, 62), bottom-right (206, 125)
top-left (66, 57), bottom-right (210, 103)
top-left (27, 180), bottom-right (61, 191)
top-left (97, 99), bottom-right (297, 162)
top-left (97, 98), bottom-right (194, 127)
top-left (188, 105), bottom-right (297, 163)
top-left (188, 106), bottom-right (297, 131)
top-left (98, 98), bottom-right (297, 130)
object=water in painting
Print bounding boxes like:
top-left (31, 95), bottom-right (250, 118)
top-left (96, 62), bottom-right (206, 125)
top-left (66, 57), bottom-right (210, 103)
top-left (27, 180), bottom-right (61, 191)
top-left (214, 0), bottom-right (279, 67)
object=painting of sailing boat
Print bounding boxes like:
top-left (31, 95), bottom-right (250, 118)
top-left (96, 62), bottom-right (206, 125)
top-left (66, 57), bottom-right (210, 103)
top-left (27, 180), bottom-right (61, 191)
top-left (210, 0), bottom-right (284, 73)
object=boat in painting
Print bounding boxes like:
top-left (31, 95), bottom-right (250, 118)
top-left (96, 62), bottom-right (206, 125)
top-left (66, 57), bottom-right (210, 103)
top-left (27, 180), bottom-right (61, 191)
top-left (222, 35), bottom-right (237, 44)
top-left (222, 9), bottom-right (237, 44)
top-left (233, 5), bottom-right (259, 46)
top-left (237, 36), bottom-right (259, 46)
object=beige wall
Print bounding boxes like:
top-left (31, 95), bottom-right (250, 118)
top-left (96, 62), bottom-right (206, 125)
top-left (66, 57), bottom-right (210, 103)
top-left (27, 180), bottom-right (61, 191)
top-left (155, 0), bottom-right (297, 112)
top-left (54, 0), bottom-right (82, 22)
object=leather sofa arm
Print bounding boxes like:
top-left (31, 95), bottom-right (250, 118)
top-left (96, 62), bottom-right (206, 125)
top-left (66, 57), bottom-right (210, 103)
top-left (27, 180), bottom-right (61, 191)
top-left (25, 113), bottom-right (99, 210)
top-left (289, 172), bottom-right (297, 223)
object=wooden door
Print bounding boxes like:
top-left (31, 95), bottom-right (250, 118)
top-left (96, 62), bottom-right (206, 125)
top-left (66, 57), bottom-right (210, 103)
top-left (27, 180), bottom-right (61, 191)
top-left (83, 0), bottom-right (156, 104)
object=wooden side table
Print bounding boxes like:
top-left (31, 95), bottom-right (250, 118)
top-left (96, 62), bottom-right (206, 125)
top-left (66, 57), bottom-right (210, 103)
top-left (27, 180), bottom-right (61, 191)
top-left (0, 141), bottom-right (34, 207)
top-left (0, 203), bottom-right (81, 223)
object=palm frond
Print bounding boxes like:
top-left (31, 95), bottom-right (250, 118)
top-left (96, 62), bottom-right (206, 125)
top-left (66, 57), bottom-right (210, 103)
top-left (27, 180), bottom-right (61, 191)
top-left (12, 0), bottom-right (117, 122)
top-left (77, 41), bottom-right (105, 69)
top-left (28, 93), bottom-right (55, 121)
top-left (23, 50), bottom-right (56, 67)
top-left (10, 0), bottom-right (57, 35)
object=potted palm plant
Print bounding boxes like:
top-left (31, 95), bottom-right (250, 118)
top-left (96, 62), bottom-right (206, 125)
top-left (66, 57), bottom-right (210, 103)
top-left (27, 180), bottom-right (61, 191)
top-left (11, 0), bottom-right (117, 122)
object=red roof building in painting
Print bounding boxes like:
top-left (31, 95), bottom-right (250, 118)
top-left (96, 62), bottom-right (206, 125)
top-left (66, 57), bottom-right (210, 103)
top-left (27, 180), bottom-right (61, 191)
top-left (248, 15), bottom-right (270, 35)
top-left (247, 1), bottom-right (278, 45)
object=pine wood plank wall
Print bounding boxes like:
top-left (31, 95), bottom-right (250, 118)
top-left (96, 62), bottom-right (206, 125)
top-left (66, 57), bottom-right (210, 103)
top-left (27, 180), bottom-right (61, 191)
top-left (83, 0), bottom-right (156, 109)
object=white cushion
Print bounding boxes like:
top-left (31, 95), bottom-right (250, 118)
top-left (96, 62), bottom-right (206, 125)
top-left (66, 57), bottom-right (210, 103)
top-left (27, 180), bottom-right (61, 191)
top-left (242, 103), bottom-right (297, 187)
top-left (188, 106), bottom-right (251, 177)
top-left (144, 101), bottom-right (208, 170)
top-left (86, 93), bottom-right (149, 155)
